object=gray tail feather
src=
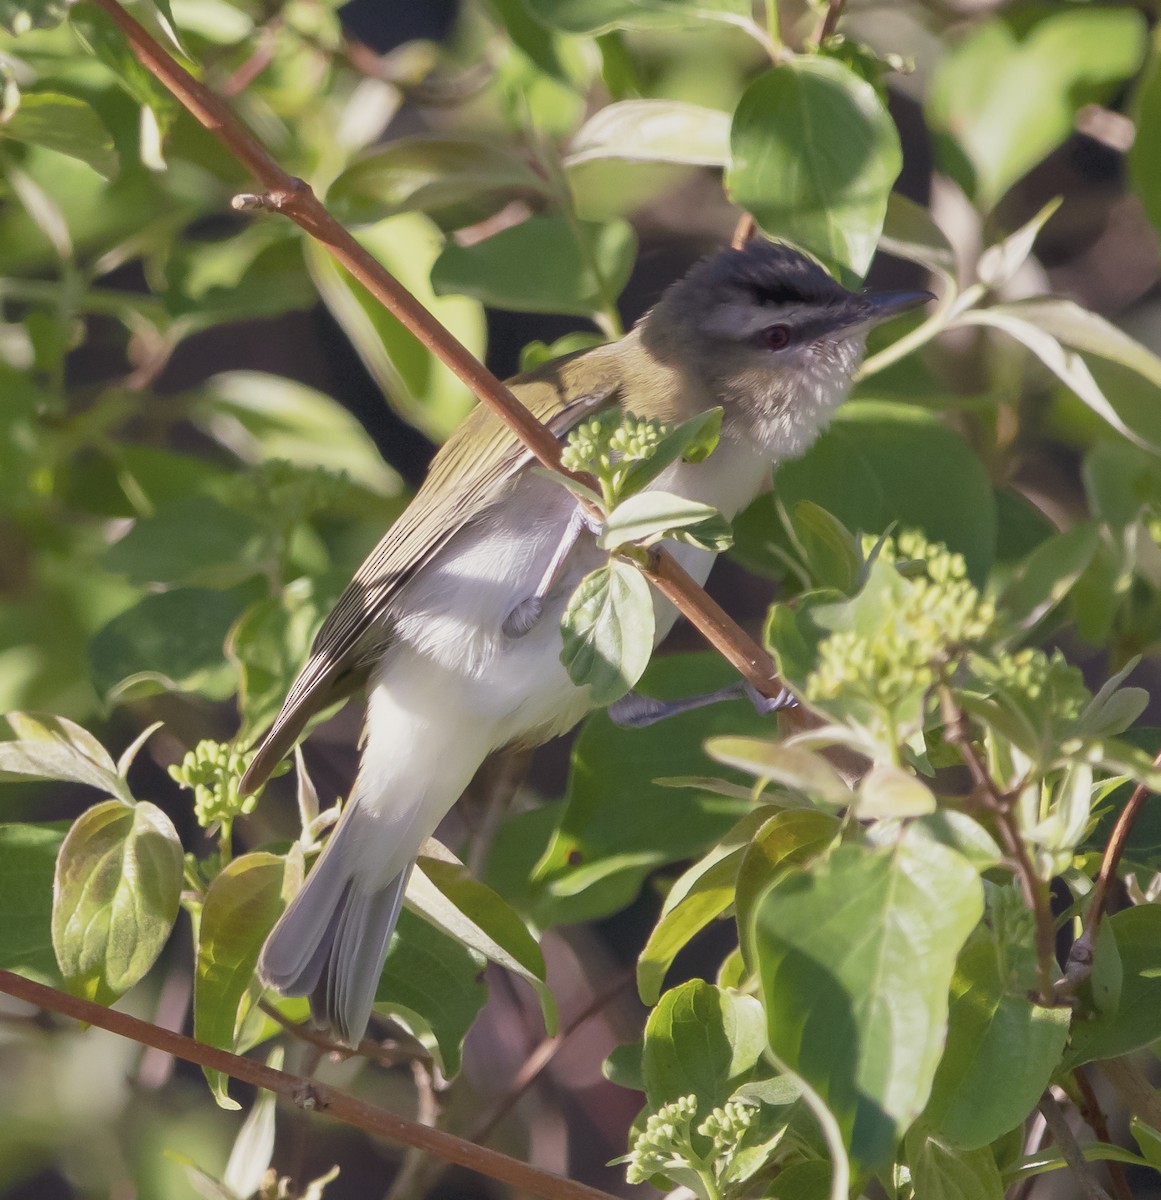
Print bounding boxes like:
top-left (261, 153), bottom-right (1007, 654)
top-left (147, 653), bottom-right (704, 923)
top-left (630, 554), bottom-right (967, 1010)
top-left (259, 814), bottom-right (412, 1045)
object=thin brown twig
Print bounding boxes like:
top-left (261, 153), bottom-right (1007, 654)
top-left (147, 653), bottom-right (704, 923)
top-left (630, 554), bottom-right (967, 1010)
top-left (815, 0), bottom-right (846, 43)
top-left (940, 689), bottom-right (1057, 1003)
top-left (1038, 1092), bottom-right (1113, 1200)
top-left (1098, 1056), bottom-right (1161, 1134)
top-left (1065, 754), bottom-right (1161, 987)
top-left (468, 967), bottom-right (636, 1145)
top-left (1073, 1068), bottom-right (1133, 1200)
top-left (0, 969), bottom-right (618, 1200)
top-left (86, 0), bottom-right (788, 706)
top-left (1011, 1112), bottom-right (1049, 1200)
top-left (730, 212), bottom-right (756, 250)
top-left (257, 998), bottom-right (430, 1069)
top-left (385, 1058), bottom-right (444, 1200)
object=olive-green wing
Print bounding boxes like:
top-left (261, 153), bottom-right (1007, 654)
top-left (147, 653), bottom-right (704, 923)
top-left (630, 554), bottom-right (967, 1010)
top-left (240, 355), bottom-right (621, 793)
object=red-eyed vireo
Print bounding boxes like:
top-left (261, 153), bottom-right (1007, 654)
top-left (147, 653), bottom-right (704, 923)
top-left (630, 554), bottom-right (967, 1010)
top-left (241, 238), bottom-right (931, 1044)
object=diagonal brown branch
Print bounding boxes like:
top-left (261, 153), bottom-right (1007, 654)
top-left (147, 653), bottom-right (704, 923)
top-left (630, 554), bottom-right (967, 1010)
top-left (86, 0), bottom-right (785, 700)
top-left (0, 969), bottom-right (618, 1200)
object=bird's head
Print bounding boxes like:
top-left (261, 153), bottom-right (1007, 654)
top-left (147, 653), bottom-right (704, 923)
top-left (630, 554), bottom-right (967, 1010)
top-left (643, 239), bottom-right (932, 460)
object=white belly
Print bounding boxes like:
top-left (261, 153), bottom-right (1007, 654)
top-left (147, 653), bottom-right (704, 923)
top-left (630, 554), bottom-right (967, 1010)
top-left (381, 432), bottom-right (772, 751)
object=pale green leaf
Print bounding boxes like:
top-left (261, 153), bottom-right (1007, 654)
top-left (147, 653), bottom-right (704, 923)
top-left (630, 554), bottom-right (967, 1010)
top-left (561, 560), bottom-right (655, 704)
top-left (53, 799), bottom-right (183, 1005)
top-left (565, 99), bottom-right (730, 167)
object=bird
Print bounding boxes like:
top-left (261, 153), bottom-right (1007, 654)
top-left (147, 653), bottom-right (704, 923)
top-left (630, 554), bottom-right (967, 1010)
top-left (240, 237), bottom-right (931, 1044)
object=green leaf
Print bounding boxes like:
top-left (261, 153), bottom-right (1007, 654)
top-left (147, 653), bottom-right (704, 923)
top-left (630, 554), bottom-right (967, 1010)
top-left (877, 192), bottom-right (956, 285)
top-left (565, 99), bottom-right (730, 167)
top-left (523, 0), bottom-right (749, 35)
top-left (642, 979), bottom-right (766, 1111)
top-left (520, 331), bottom-right (608, 372)
top-left (788, 501), bottom-right (860, 594)
top-left (1003, 298), bottom-right (1161, 421)
top-left (600, 492), bottom-right (730, 552)
top-left (196, 852), bottom-right (286, 1108)
top-left (852, 763), bottom-right (935, 819)
top-left (305, 213), bottom-right (485, 442)
top-left (560, 560), bottom-right (654, 705)
top-left (1003, 1141), bottom-right (1153, 1185)
top-left (1083, 440), bottom-right (1161, 531)
top-left (905, 1126), bottom-right (1004, 1200)
top-left (532, 654), bottom-right (790, 924)
top-left (327, 137), bottom-right (549, 228)
top-left (375, 906), bottom-right (488, 1078)
top-left (431, 215), bottom-right (636, 317)
top-left (736, 401), bottom-right (997, 585)
top-left (89, 586), bottom-right (251, 703)
top-left (976, 198), bottom-right (1062, 291)
top-left (727, 57), bottom-right (902, 281)
top-left (750, 831), bottom-right (983, 1171)
top-left (0, 822), bottom-right (67, 980)
top-left (53, 799), bottom-right (183, 1005)
top-left (195, 372), bottom-right (402, 495)
top-left (733, 810), bottom-right (840, 971)
top-left (999, 522), bottom-right (1100, 632)
top-left (704, 738), bottom-right (851, 808)
top-left (411, 850), bottom-right (557, 1034)
top-left (1066, 904), bottom-right (1161, 1068)
top-left (163, 225), bottom-right (315, 326)
top-left (923, 936), bottom-right (1069, 1149)
top-left (767, 1160), bottom-right (833, 1199)
top-left (227, 580), bottom-right (331, 743)
top-left (0, 0), bottom-right (67, 35)
top-left (1, 93), bottom-right (117, 177)
top-left (960, 312), bottom-right (1152, 449)
top-left (903, 811), bottom-right (1002, 872)
top-left (0, 711), bottom-right (124, 797)
top-left (637, 806), bottom-right (779, 1005)
top-left (959, 300), bottom-right (1161, 453)
top-left (927, 8), bottom-right (1147, 208)
top-left (104, 496), bottom-right (267, 588)
top-left (1130, 28), bottom-right (1161, 238)
top-left (604, 1039), bottom-right (645, 1091)
top-left (1131, 1117), bottom-right (1161, 1172)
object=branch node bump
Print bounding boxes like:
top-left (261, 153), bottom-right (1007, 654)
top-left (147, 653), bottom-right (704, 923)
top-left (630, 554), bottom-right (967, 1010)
top-left (293, 1082), bottom-right (325, 1111)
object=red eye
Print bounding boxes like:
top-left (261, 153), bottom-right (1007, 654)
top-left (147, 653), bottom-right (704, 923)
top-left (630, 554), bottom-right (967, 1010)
top-left (762, 324), bottom-right (791, 350)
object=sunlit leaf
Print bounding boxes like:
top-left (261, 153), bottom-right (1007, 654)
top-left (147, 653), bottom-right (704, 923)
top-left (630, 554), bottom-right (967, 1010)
top-left (196, 852), bottom-right (286, 1108)
top-left (431, 214), bottom-right (636, 318)
top-left (565, 99), bottom-right (730, 167)
top-left (600, 491), bottom-right (731, 552)
top-left (0, 822), bottom-right (66, 981)
top-left (728, 57), bottom-right (901, 281)
top-left (0, 711), bottom-right (124, 797)
top-left (560, 560), bottom-right (655, 704)
top-left (642, 979), bottom-right (766, 1111)
top-left (305, 213), bottom-right (485, 442)
top-left (750, 831), bottom-right (983, 1170)
top-left (327, 137), bottom-right (549, 227)
top-left (1, 93), bottom-right (117, 177)
top-left (53, 799), bottom-right (183, 1005)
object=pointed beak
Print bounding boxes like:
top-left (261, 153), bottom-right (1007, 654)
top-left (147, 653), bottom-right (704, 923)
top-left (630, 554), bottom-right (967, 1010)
top-left (861, 289), bottom-right (936, 325)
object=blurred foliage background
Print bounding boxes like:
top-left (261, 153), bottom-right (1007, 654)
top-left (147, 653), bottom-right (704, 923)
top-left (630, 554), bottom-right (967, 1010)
top-left (3, 0), bottom-right (1161, 1197)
